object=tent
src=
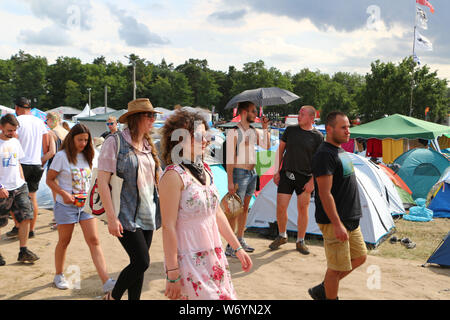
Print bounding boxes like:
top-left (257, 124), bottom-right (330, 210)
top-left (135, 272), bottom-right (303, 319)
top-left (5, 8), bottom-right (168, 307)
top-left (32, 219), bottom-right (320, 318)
top-left (427, 167), bottom-right (450, 218)
top-left (426, 232), bottom-right (450, 267)
top-left (347, 153), bottom-right (405, 216)
top-left (247, 153), bottom-right (396, 247)
top-left (379, 164), bottom-right (415, 209)
top-left (73, 104), bottom-right (96, 122)
top-left (350, 114), bottom-right (450, 140)
top-left (394, 148), bottom-right (450, 200)
top-left (0, 105), bottom-right (15, 116)
top-left (46, 106), bottom-right (81, 120)
top-left (91, 107), bottom-right (116, 115)
top-left (77, 109), bottom-right (126, 137)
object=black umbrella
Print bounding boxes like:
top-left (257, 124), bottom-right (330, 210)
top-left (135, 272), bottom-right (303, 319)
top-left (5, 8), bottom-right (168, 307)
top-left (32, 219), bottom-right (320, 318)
top-left (225, 87), bottom-right (300, 110)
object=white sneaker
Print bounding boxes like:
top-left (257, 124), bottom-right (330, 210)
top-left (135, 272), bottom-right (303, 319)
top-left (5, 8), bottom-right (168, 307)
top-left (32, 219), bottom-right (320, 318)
top-left (54, 274), bottom-right (70, 290)
top-left (103, 278), bottom-right (116, 293)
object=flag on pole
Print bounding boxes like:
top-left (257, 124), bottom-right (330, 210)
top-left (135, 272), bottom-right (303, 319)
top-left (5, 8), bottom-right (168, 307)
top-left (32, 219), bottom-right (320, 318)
top-left (425, 107), bottom-right (430, 116)
top-left (415, 31), bottom-right (433, 51)
top-left (416, 7), bottom-right (428, 30)
top-left (413, 53), bottom-right (421, 65)
top-left (416, 0), bottom-right (435, 14)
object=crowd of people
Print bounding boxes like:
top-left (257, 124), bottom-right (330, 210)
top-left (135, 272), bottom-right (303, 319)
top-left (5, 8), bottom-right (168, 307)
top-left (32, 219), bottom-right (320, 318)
top-left (0, 96), bottom-right (367, 301)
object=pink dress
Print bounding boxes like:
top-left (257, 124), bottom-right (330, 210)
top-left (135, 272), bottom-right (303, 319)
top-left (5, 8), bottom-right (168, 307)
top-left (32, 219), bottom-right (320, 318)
top-left (163, 164), bottom-right (237, 300)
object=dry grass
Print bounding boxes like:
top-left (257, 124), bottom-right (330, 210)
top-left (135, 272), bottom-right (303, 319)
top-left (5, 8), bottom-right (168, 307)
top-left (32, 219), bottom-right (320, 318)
top-left (368, 217), bottom-right (450, 263)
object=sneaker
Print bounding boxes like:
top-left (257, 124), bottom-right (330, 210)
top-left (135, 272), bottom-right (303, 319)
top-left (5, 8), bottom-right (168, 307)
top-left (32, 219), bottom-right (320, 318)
top-left (103, 278), bottom-right (116, 293)
top-left (6, 226), bottom-right (19, 238)
top-left (28, 231), bottom-right (35, 238)
top-left (239, 238), bottom-right (255, 253)
top-left (308, 282), bottom-right (326, 300)
top-left (18, 248), bottom-right (40, 263)
top-left (0, 253), bottom-right (5, 266)
top-left (269, 235), bottom-right (288, 250)
top-left (296, 240), bottom-right (310, 255)
top-left (225, 244), bottom-right (237, 258)
top-left (54, 274), bottom-right (70, 290)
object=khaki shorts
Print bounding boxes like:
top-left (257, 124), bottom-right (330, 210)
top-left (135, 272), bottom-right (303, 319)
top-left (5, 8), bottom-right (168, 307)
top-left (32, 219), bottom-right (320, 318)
top-left (318, 223), bottom-right (367, 272)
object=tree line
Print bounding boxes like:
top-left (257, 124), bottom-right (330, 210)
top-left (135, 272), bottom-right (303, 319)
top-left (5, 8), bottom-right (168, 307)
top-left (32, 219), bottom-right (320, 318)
top-left (0, 50), bottom-right (448, 123)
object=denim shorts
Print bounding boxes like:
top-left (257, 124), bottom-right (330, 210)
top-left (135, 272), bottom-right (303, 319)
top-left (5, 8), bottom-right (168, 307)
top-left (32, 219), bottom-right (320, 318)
top-left (53, 201), bottom-right (94, 225)
top-left (233, 168), bottom-right (257, 202)
top-left (0, 184), bottom-right (33, 223)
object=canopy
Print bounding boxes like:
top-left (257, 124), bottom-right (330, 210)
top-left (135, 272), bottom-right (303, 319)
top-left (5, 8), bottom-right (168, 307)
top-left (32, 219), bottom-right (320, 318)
top-left (350, 114), bottom-right (450, 140)
top-left (0, 105), bottom-right (15, 116)
top-left (73, 104), bottom-right (96, 122)
top-left (77, 109), bottom-right (127, 122)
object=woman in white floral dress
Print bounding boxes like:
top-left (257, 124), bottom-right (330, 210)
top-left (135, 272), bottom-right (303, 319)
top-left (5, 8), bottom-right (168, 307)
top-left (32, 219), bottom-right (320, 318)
top-left (159, 109), bottom-right (252, 300)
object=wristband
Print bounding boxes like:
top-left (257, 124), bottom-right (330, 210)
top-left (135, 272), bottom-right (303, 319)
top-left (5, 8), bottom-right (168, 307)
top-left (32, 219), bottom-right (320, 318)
top-left (235, 246), bottom-right (243, 253)
top-left (166, 274), bottom-right (181, 283)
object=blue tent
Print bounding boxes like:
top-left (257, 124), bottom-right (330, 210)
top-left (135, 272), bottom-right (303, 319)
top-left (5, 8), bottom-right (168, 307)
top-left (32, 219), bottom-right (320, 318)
top-left (427, 168), bottom-right (450, 218)
top-left (426, 232), bottom-right (450, 267)
top-left (394, 148), bottom-right (449, 200)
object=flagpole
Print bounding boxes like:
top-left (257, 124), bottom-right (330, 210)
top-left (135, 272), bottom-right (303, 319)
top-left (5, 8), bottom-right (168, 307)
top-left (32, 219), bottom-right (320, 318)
top-left (409, 4), bottom-right (417, 117)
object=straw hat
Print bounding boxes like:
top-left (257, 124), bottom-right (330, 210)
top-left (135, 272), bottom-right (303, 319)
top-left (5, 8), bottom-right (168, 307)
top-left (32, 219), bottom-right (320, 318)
top-left (118, 98), bottom-right (162, 124)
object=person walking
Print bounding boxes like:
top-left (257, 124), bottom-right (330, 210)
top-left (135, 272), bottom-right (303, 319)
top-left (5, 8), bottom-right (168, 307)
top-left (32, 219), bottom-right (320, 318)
top-left (97, 98), bottom-right (162, 300)
top-left (7, 97), bottom-right (54, 239)
top-left (0, 114), bottom-right (39, 264)
top-left (269, 106), bottom-right (323, 254)
top-left (308, 111), bottom-right (367, 300)
top-left (159, 109), bottom-right (252, 300)
top-left (224, 101), bottom-right (270, 257)
top-left (46, 123), bottom-right (115, 292)
top-left (100, 116), bottom-right (120, 139)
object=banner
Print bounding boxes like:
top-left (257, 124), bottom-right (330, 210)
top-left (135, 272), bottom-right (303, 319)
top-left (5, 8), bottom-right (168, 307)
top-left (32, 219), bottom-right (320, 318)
top-left (415, 31), bottom-right (433, 51)
top-left (416, 7), bottom-right (428, 30)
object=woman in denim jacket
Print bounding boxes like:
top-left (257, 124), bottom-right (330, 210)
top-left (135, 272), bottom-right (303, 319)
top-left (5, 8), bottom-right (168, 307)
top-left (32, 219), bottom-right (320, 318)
top-left (97, 98), bottom-right (162, 300)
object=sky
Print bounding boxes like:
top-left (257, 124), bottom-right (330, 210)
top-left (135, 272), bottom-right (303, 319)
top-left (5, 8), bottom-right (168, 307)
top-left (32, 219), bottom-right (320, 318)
top-left (1, 0), bottom-right (449, 81)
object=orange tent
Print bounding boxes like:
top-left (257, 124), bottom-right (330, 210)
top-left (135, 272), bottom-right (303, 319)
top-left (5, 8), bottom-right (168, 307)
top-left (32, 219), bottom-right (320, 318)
top-left (379, 164), bottom-right (412, 195)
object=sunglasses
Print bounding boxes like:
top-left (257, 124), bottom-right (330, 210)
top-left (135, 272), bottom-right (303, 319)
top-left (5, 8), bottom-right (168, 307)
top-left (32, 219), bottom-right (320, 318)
top-left (142, 112), bottom-right (157, 119)
top-left (106, 122), bottom-right (115, 126)
top-left (193, 132), bottom-right (213, 142)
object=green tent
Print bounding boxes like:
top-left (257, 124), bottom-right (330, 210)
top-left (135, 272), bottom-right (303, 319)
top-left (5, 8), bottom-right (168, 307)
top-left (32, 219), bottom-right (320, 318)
top-left (350, 114), bottom-right (450, 140)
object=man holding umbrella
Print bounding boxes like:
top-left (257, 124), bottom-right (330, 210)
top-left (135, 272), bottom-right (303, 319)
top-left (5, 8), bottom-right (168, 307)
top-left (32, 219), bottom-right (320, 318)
top-left (225, 101), bottom-right (270, 257)
top-left (269, 105), bottom-right (323, 254)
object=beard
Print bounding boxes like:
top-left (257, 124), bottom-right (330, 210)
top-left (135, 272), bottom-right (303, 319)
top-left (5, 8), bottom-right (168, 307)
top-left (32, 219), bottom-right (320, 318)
top-left (246, 115), bottom-right (255, 123)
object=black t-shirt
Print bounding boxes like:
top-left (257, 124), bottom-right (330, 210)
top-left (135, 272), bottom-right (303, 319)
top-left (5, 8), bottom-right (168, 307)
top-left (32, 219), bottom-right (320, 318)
top-left (281, 125), bottom-right (323, 176)
top-left (312, 142), bottom-right (362, 231)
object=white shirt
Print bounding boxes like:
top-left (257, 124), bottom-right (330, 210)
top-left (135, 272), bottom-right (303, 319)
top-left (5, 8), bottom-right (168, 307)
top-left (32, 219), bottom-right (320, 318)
top-left (0, 138), bottom-right (26, 190)
top-left (49, 151), bottom-right (92, 204)
top-left (17, 114), bottom-right (48, 165)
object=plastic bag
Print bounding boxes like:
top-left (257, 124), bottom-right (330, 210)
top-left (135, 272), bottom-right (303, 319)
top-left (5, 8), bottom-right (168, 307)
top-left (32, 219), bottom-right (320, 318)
top-left (403, 198), bottom-right (433, 222)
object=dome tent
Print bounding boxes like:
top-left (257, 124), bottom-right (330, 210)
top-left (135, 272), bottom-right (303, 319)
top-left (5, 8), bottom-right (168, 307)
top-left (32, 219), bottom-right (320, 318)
top-left (394, 148), bottom-right (449, 200)
top-left (246, 153), bottom-right (396, 247)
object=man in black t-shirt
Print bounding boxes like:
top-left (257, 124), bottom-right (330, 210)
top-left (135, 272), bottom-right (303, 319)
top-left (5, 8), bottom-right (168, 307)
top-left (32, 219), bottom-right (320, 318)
top-left (269, 106), bottom-right (323, 255)
top-left (308, 111), bottom-right (367, 301)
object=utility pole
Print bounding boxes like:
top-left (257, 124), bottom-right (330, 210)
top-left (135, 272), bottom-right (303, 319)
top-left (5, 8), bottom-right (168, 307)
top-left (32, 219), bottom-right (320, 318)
top-left (104, 85), bottom-right (108, 114)
top-left (87, 87), bottom-right (92, 116)
top-left (124, 55), bottom-right (137, 100)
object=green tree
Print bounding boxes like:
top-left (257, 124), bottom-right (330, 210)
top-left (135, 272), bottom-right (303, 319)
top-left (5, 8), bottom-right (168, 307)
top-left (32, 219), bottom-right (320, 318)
top-left (64, 80), bottom-right (82, 107)
top-left (0, 59), bottom-right (15, 107)
top-left (10, 51), bottom-right (48, 108)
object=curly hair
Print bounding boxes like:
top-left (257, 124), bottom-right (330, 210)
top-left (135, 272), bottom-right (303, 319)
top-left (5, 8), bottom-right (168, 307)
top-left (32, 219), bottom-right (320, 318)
top-left (160, 109), bottom-right (210, 165)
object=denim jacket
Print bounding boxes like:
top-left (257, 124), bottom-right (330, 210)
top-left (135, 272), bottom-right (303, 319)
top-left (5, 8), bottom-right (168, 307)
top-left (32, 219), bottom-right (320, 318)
top-left (114, 132), bottom-right (161, 232)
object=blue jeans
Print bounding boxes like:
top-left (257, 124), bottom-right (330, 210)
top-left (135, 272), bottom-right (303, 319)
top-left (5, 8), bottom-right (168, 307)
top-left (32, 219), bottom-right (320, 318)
top-left (233, 168), bottom-right (257, 202)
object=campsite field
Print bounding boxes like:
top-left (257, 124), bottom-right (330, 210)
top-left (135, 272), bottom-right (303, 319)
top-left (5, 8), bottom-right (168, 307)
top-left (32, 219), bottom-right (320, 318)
top-left (368, 217), bottom-right (450, 262)
top-left (0, 209), bottom-right (449, 300)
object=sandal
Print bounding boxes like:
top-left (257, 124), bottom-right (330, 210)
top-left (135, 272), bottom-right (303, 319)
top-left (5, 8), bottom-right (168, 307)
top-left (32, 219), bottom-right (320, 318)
top-left (102, 291), bottom-right (114, 300)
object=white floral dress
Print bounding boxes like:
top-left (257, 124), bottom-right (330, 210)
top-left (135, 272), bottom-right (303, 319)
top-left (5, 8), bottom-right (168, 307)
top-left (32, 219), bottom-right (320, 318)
top-left (163, 164), bottom-right (237, 300)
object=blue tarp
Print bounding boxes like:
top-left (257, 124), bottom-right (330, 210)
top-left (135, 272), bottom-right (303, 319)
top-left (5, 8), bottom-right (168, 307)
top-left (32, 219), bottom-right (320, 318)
top-left (403, 198), bottom-right (433, 222)
top-left (427, 232), bottom-right (450, 267)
